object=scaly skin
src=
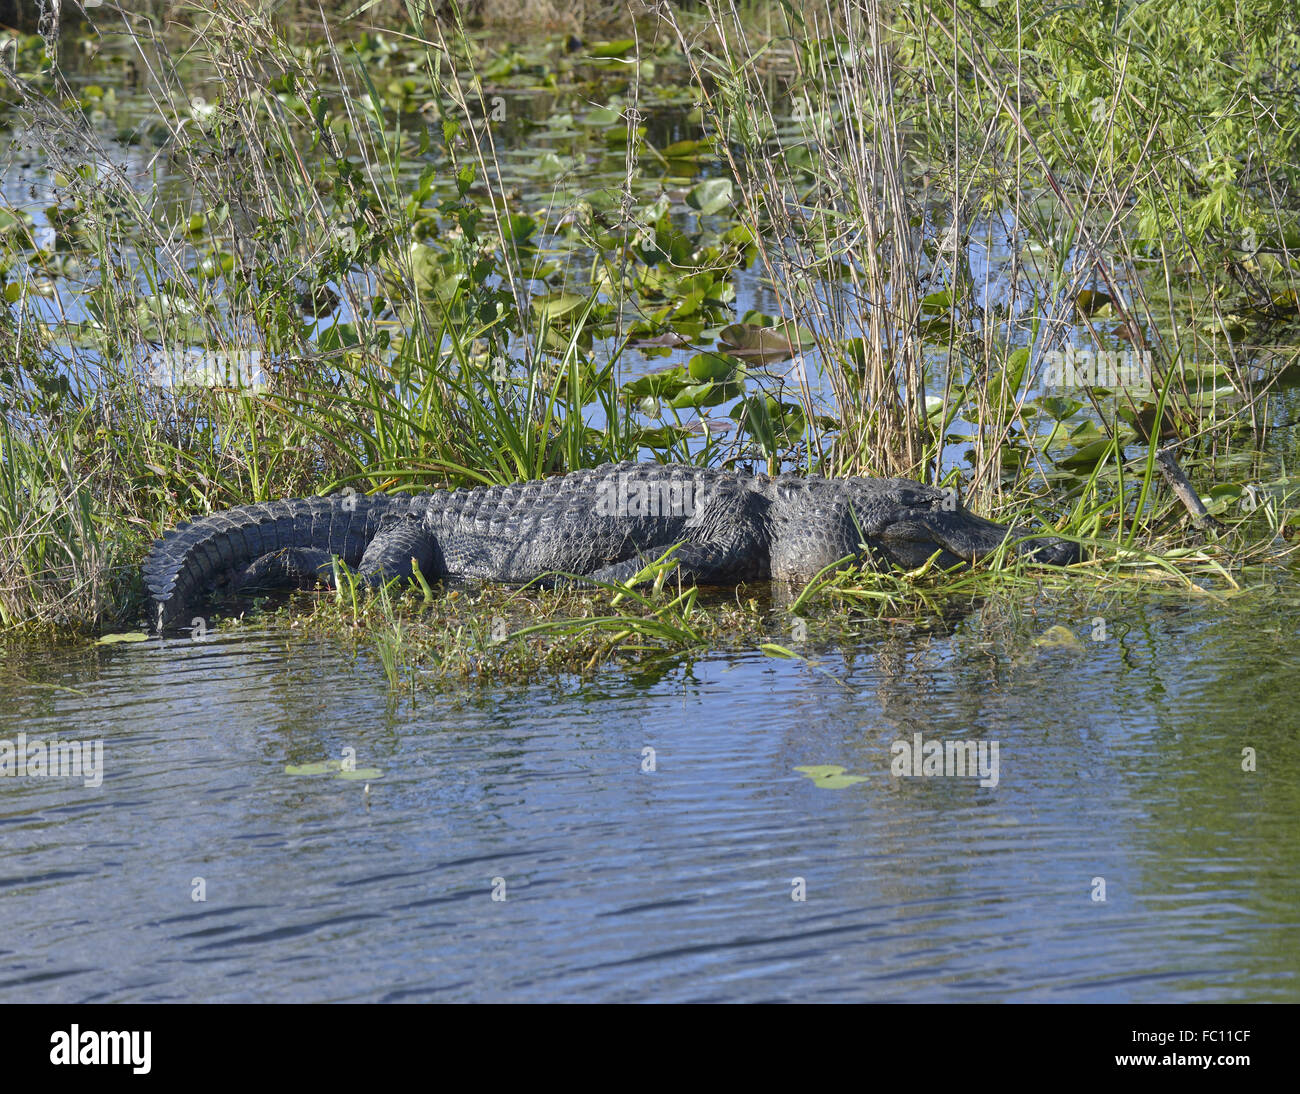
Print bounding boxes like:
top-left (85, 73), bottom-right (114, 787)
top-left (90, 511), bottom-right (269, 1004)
top-left (143, 461), bottom-right (1077, 633)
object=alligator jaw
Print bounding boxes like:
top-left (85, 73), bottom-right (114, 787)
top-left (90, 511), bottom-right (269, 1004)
top-left (876, 506), bottom-right (1078, 571)
top-left (1016, 535), bottom-right (1079, 566)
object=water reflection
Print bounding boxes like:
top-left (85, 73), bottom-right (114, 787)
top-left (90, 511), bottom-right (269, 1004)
top-left (0, 591), bottom-right (1297, 1001)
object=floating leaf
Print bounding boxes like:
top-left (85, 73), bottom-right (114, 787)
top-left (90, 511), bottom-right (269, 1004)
top-left (921, 289), bottom-right (955, 314)
top-left (1057, 437), bottom-right (1114, 470)
top-left (627, 330), bottom-right (694, 350)
top-left (686, 352), bottom-right (738, 383)
top-left (673, 379), bottom-right (741, 410)
top-left (686, 177), bottom-right (733, 216)
top-left (285, 761), bottom-right (341, 776)
top-left (96, 631), bottom-right (149, 645)
top-left (481, 54), bottom-right (520, 78)
top-left (717, 321), bottom-right (813, 364)
top-left (581, 106), bottom-right (623, 126)
top-left (1038, 395), bottom-right (1083, 421)
top-left (1032, 625), bottom-right (1085, 652)
top-left (585, 187), bottom-right (625, 212)
top-left (532, 151), bottom-right (571, 179)
top-left (285, 759), bottom-right (384, 781)
top-left (1202, 482), bottom-right (1259, 516)
top-left (917, 315), bottom-right (961, 343)
top-left (588, 39), bottom-right (635, 58)
top-left (631, 424), bottom-right (694, 449)
top-left (502, 213), bottom-right (538, 243)
top-left (622, 366), bottom-right (689, 400)
top-left (531, 291), bottom-right (587, 321)
top-left (1075, 289), bottom-right (1114, 316)
top-left (794, 765), bottom-right (869, 789)
top-left (660, 138), bottom-right (712, 161)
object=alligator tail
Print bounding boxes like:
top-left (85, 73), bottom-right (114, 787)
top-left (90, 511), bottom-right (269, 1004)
top-left (143, 494), bottom-right (401, 634)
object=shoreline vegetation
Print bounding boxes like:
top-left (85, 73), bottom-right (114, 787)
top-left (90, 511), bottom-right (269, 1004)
top-left (1, 0), bottom-right (1298, 676)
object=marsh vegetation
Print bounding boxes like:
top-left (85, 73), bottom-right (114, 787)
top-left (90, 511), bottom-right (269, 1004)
top-left (1, 0), bottom-right (1297, 676)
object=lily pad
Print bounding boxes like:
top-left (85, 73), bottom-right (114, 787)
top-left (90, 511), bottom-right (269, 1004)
top-left (285, 760), bottom-right (342, 776)
top-left (622, 366), bottom-right (689, 400)
top-left (921, 289), bottom-right (955, 314)
top-left (581, 106), bottom-right (623, 127)
top-left (659, 138), bottom-right (713, 162)
top-left (502, 213), bottom-right (538, 244)
top-left (686, 352), bottom-right (739, 382)
top-left (669, 379), bottom-right (742, 410)
top-left (285, 759), bottom-right (384, 781)
top-left (1057, 437), bottom-right (1115, 470)
top-left (686, 177), bottom-right (733, 216)
top-left (587, 39), bottom-right (635, 59)
top-left (794, 764), bottom-right (869, 789)
top-left (631, 424), bottom-right (694, 449)
top-left (718, 321), bottom-right (814, 364)
top-left (1075, 289), bottom-right (1114, 316)
top-left (1038, 395), bottom-right (1083, 421)
top-left (1032, 625), bottom-right (1085, 652)
top-left (531, 291), bottom-right (587, 321)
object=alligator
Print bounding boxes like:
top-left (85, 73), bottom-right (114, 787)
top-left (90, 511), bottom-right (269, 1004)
top-left (143, 461), bottom-right (1078, 632)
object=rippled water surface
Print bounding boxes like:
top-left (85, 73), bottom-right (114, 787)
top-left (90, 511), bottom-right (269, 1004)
top-left (2, 592), bottom-right (1298, 1002)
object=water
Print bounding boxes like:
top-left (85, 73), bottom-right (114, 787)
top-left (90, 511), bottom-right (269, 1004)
top-left (3, 27), bottom-right (1298, 1005)
top-left (3, 590), bottom-right (1297, 1002)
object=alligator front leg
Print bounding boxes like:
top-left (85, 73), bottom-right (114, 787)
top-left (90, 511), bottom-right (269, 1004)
top-left (581, 539), bottom-right (771, 587)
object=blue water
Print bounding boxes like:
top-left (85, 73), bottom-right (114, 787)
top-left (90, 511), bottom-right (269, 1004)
top-left (2, 589), bottom-right (1296, 1002)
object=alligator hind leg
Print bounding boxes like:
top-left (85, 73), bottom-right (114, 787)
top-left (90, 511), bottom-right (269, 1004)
top-left (236, 548), bottom-right (338, 591)
top-left (356, 515), bottom-right (442, 586)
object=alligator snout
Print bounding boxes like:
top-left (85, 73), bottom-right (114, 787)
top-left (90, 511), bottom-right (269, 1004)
top-left (875, 501), bottom-right (1079, 571)
top-left (1015, 535), bottom-right (1079, 566)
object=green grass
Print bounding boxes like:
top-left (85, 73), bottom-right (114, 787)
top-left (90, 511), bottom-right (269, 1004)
top-left (0, 0), bottom-right (1297, 661)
